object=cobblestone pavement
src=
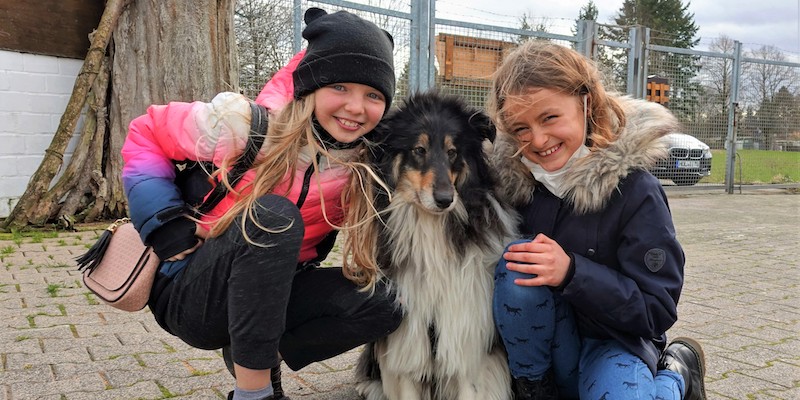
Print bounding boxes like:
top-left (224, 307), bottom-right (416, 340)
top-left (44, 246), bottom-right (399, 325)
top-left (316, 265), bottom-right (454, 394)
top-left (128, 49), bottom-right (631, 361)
top-left (1, 188), bottom-right (798, 399)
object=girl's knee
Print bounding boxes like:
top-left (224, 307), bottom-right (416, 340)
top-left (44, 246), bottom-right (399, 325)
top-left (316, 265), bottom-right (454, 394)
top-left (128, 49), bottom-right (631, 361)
top-left (494, 240), bottom-right (552, 305)
top-left (249, 194), bottom-right (304, 238)
top-left (493, 275), bottom-right (553, 313)
top-left (494, 239), bottom-right (532, 278)
top-left (369, 282), bottom-right (404, 327)
top-left (343, 282), bottom-right (403, 335)
top-left (254, 194), bottom-right (302, 221)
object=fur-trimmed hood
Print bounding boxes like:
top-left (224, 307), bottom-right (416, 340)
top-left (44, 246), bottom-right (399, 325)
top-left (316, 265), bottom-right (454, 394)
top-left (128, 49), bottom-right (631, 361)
top-left (491, 96), bottom-right (680, 214)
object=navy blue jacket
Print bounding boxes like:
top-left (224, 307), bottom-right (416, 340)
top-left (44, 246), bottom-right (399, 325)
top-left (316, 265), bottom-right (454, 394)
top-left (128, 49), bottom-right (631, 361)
top-left (519, 170), bottom-right (683, 373)
top-left (492, 97), bottom-right (685, 373)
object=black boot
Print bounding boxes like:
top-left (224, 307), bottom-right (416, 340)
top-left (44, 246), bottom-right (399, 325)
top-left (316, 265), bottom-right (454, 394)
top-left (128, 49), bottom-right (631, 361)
top-left (512, 370), bottom-right (558, 400)
top-left (659, 337), bottom-right (707, 400)
top-left (270, 364), bottom-right (289, 400)
top-left (222, 345), bottom-right (290, 399)
top-left (227, 390), bottom-right (276, 400)
top-left (222, 345), bottom-right (236, 377)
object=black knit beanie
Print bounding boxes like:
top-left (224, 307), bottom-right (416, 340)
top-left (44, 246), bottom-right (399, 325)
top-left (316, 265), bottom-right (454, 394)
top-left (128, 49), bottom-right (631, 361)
top-left (293, 8), bottom-right (396, 110)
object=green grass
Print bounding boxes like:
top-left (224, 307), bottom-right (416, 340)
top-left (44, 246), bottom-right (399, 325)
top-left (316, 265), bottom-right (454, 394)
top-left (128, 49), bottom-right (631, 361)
top-left (0, 229), bottom-right (60, 241)
top-left (705, 149), bottom-right (800, 184)
top-left (46, 283), bottom-right (63, 297)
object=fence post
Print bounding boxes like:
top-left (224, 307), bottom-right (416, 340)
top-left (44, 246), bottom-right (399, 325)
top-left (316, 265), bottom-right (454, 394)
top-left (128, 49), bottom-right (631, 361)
top-left (292, 0), bottom-right (302, 53)
top-left (640, 27), bottom-right (650, 99)
top-left (629, 26), bottom-right (651, 98)
top-left (426, 0), bottom-right (436, 89)
top-left (625, 25), bottom-right (651, 98)
top-left (408, 0), bottom-right (420, 91)
top-left (576, 20), bottom-right (596, 59)
top-left (725, 41), bottom-right (742, 194)
top-left (409, 0), bottom-right (435, 92)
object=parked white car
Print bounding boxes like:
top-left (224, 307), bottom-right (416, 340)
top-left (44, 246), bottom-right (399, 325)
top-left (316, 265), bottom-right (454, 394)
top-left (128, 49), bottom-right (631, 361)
top-left (650, 133), bottom-right (713, 186)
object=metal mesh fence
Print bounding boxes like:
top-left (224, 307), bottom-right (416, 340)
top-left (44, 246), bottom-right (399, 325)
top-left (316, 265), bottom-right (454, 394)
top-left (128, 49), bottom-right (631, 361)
top-left (733, 58), bottom-right (800, 184)
top-left (235, 0), bottom-right (412, 100)
top-left (431, 26), bottom-right (575, 109)
top-left (235, 0), bottom-right (800, 188)
top-left (594, 24), bottom-right (633, 95)
top-left (645, 47), bottom-right (800, 186)
top-left (646, 49), bottom-right (722, 186)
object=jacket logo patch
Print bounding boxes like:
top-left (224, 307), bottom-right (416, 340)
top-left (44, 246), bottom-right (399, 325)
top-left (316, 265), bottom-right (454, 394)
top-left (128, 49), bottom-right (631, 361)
top-left (645, 248), bottom-right (666, 272)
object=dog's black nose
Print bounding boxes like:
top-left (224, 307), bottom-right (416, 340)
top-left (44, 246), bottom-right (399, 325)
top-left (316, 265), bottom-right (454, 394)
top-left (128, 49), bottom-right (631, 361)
top-left (434, 192), bottom-right (453, 209)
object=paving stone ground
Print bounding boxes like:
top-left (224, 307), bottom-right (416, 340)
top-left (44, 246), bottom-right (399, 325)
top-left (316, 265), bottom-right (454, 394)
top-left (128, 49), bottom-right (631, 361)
top-left (0, 188), bottom-right (798, 399)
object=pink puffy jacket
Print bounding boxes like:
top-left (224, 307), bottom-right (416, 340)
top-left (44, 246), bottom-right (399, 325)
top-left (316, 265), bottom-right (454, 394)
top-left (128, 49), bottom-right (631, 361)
top-left (122, 50), bottom-right (354, 263)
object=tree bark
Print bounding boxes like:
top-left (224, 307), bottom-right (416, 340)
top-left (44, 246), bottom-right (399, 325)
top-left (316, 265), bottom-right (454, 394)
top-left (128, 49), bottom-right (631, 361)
top-left (107, 0), bottom-right (238, 220)
top-left (58, 56), bottom-right (111, 223)
top-left (109, 0), bottom-right (238, 127)
top-left (2, 0), bottom-right (237, 230)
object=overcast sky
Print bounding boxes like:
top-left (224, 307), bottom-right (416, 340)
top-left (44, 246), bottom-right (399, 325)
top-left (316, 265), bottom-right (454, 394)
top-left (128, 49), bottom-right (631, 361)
top-left (433, 0), bottom-right (800, 61)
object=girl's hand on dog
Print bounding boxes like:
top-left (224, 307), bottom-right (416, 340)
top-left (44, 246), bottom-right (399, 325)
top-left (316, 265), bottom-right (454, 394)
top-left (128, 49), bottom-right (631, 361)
top-left (503, 233), bottom-right (571, 287)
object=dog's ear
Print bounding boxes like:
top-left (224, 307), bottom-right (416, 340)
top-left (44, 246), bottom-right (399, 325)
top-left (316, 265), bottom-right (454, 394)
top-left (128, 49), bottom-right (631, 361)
top-left (469, 111), bottom-right (497, 143)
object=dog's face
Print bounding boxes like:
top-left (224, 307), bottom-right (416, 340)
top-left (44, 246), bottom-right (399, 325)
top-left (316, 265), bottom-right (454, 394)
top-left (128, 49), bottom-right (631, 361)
top-left (369, 92), bottom-right (496, 214)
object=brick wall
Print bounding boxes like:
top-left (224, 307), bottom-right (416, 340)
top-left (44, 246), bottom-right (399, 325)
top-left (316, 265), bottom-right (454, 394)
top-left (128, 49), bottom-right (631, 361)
top-left (0, 49), bottom-right (82, 218)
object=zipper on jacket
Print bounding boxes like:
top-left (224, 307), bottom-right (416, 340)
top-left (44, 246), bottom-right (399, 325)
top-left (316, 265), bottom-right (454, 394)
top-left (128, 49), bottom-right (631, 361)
top-left (295, 153), bottom-right (321, 209)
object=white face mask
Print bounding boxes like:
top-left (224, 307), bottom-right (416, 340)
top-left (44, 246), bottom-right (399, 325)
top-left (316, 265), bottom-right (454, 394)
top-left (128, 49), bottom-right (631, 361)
top-left (521, 94), bottom-right (590, 199)
top-left (522, 145), bottom-right (590, 198)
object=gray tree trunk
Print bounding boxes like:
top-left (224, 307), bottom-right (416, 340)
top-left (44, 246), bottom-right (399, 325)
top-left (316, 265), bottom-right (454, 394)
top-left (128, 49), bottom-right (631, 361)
top-left (106, 0), bottom-right (238, 220)
top-left (2, 0), bottom-right (237, 230)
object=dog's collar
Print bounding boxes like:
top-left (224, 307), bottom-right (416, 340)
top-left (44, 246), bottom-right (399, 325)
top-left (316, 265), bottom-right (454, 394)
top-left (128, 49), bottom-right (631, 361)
top-left (312, 117), bottom-right (362, 150)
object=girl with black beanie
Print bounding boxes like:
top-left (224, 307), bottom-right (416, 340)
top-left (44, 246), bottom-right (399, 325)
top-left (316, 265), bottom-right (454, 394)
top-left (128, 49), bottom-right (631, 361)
top-left (121, 8), bottom-right (399, 400)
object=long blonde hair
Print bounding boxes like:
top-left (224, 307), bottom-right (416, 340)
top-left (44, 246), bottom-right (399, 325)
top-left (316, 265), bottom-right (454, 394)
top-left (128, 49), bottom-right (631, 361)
top-left (340, 142), bottom-right (385, 291)
top-left (205, 93), bottom-right (387, 290)
top-left (487, 40), bottom-right (626, 149)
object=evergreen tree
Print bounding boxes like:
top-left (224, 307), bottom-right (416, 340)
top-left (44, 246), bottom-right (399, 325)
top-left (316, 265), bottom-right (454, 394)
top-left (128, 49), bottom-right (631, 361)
top-left (573, 1), bottom-right (598, 36)
top-left (613, 0), bottom-right (698, 48)
top-left (517, 12), bottom-right (550, 44)
top-left (572, 1), bottom-right (625, 91)
top-left (611, 0), bottom-right (700, 119)
top-left (756, 86), bottom-right (800, 150)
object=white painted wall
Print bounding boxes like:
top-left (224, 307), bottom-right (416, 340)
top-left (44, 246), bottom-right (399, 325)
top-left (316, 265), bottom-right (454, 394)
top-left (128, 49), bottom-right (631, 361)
top-left (0, 49), bottom-right (82, 218)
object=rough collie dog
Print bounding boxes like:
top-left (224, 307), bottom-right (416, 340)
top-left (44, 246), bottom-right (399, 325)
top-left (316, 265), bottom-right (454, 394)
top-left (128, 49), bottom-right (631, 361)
top-left (354, 92), bottom-right (518, 400)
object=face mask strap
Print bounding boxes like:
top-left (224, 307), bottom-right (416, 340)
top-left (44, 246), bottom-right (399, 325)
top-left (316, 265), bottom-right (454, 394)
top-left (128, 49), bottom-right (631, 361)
top-left (583, 94), bottom-right (592, 147)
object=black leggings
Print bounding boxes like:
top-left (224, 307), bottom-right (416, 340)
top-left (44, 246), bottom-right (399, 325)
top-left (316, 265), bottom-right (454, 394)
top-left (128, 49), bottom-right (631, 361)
top-left (155, 194), bottom-right (402, 370)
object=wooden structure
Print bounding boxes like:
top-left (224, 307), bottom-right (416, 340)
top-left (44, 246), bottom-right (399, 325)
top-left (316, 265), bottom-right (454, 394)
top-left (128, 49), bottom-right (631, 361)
top-left (0, 1), bottom-right (104, 59)
top-left (646, 75), bottom-right (670, 106)
top-left (435, 33), bottom-right (515, 88)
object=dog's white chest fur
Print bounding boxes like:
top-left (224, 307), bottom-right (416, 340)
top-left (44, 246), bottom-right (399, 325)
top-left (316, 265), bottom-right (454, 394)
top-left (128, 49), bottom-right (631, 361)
top-left (364, 197), bottom-right (513, 400)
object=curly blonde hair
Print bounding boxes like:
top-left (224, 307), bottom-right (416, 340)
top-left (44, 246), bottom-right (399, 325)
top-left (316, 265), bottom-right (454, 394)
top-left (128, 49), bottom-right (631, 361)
top-left (487, 40), bottom-right (626, 149)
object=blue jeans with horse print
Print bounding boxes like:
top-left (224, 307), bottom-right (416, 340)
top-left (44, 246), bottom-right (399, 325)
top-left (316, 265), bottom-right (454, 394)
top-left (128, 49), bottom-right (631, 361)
top-left (493, 240), bottom-right (686, 400)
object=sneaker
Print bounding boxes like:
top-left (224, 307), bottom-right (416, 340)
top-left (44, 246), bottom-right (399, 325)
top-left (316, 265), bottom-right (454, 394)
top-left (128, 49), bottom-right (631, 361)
top-left (512, 370), bottom-right (558, 400)
top-left (222, 346), bottom-right (290, 400)
top-left (659, 337), bottom-right (707, 400)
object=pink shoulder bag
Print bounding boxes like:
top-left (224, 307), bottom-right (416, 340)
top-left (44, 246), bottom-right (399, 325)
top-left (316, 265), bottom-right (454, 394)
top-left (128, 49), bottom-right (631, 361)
top-left (77, 219), bottom-right (159, 311)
